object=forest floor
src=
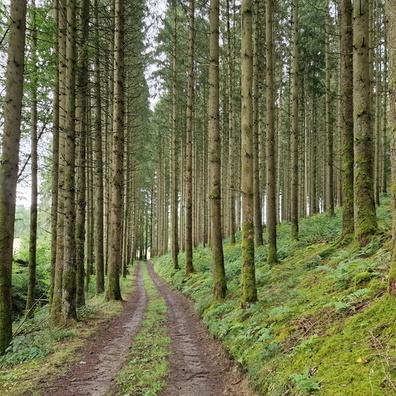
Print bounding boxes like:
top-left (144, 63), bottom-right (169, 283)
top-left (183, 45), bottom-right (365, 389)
top-left (36, 262), bottom-right (254, 396)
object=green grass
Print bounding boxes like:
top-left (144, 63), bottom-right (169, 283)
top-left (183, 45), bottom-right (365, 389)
top-left (152, 195), bottom-right (396, 395)
top-left (112, 263), bottom-right (171, 396)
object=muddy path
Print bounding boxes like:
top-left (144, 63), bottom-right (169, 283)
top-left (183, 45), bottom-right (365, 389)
top-left (39, 262), bottom-right (255, 396)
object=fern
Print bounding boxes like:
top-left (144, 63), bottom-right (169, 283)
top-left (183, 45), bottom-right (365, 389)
top-left (290, 369), bottom-right (321, 393)
top-left (324, 300), bottom-right (353, 312)
top-left (341, 288), bottom-right (371, 302)
top-left (317, 262), bottom-right (352, 289)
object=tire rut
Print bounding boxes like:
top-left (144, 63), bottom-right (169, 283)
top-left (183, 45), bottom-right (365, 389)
top-left (41, 263), bottom-right (148, 396)
top-left (146, 262), bottom-right (255, 396)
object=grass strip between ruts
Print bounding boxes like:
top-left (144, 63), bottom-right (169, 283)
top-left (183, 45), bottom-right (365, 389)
top-left (112, 262), bottom-right (171, 396)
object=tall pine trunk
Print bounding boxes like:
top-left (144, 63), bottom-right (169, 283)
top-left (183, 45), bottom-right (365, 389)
top-left (353, 0), bottom-right (377, 246)
top-left (209, 0), bottom-right (227, 299)
top-left (170, 3), bottom-right (179, 270)
top-left (94, 0), bottom-right (105, 294)
top-left (106, 0), bottom-right (124, 301)
top-left (185, 0), bottom-right (195, 275)
top-left (386, 0), bottom-right (396, 293)
top-left (0, 0), bottom-right (26, 353)
top-left (325, 0), bottom-right (334, 217)
top-left (26, 0), bottom-right (38, 317)
top-left (253, 1), bottom-right (263, 246)
top-left (75, 0), bottom-right (90, 307)
top-left (266, 0), bottom-right (278, 265)
top-left (62, 0), bottom-right (77, 323)
top-left (290, 0), bottom-right (299, 240)
top-left (340, 0), bottom-right (354, 238)
top-left (241, 0), bottom-right (257, 307)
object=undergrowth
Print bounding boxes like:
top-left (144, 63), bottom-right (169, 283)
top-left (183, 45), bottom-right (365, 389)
top-left (152, 195), bottom-right (396, 395)
top-left (113, 263), bottom-right (170, 396)
top-left (0, 274), bottom-right (134, 395)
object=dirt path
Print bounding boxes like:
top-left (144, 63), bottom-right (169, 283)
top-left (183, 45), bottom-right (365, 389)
top-left (147, 263), bottom-right (255, 396)
top-left (41, 263), bottom-right (148, 396)
top-left (39, 262), bottom-right (255, 396)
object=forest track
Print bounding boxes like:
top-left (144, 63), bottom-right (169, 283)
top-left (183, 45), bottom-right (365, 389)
top-left (38, 262), bottom-right (255, 396)
top-left (146, 262), bottom-right (255, 396)
top-left (41, 263), bottom-right (148, 396)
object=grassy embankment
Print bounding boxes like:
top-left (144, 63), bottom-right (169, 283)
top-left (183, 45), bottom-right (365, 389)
top-left (152, 194), bottom-right (396, 395)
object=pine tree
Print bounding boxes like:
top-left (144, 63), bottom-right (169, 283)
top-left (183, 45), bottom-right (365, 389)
top-left (0, 0), bottom-right (27, 353)
top-left (241, 0), bottom-right (257, 306)
top-left (353, 0), bottom-right (377, 246)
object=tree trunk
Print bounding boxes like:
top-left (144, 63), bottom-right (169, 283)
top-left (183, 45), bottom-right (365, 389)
top-left (253, 1), bottom-right (263, 246)
top-left (51, 2), bottom-right (65, 322)
top-left (386, 0), bottom-right (396, 293)
top-left (241, 0), bottom-right (257, 307)
top-left (170, 4), bottom-right (179, 270)
top-left (0, 0), bottom-right (26, 353)
top-left (185, 0), bottom-right (195, 275)
top-left (226, 0), bottom-right (236, 245)
top-left (26, 0), bottom-right (38, 317)
top-left (106, 0), bottom-right (124, 301)
top-left (94, 0), bottom-right (105, 294)
top-left (61, 0), bottom-right (77, 323)
top-left (340, 0), bottom-right (354, 238)
top-left (353, 0), bottom-right (377, 246)
top-left (325, 0), bottom-right (334, 217)
top-left (266, 0), bottom-right (278, 265)
top-left (49, 0), bottom-right (60, 306)
top-left (75, 0), bottom-right (90, 307)
top-left (209, 0), bottom-right (227, 299)
top-left (290, 0), bottom-right (299, 240)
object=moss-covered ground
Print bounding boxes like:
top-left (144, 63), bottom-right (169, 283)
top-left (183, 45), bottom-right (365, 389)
top-left (152, 194), bottom-right (396, 395)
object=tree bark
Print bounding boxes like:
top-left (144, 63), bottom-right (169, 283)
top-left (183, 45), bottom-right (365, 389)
top-left (75, 0), bottom-right (90, 307)
top-left (353, 0), bottom-right (377, 246)
top-left (290, 0), bottom-right (299, 240)
top-left (170, 3), bottom-right (179, 270)
top-left (0, 0), bottom-right (26, 353)
top-left (241, 0), bottom-right (257, 307)
top-left (340, 0), bottom-right (354, 238)
top-left (266, 0), bottom-right (278, 265)
top-left (185, 0), bottom-right (195, 275)
top-left (26, 0), bottom-right (38, 317)
top-left (253, 0), bottom-right (263, 246)
top-left (106, 0), bottom-right (124, 301)
top-left (61, 0), bottom-right (77, 323)
top-left (93, 0), bottom-right (105, 294)
top-left (209, 0), bottom-right (227, 299)
top-left (325, 0), bottom-right (334, 217)
top-left (386, 0), bottom-right (396, 294)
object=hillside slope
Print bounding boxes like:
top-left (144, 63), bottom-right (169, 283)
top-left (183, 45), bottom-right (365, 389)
top-left (152, 195), bottom-right (396, 395)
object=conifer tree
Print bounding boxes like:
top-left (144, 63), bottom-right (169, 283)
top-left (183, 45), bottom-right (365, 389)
top-left (241, 0), bottom-right (257, 306)
top-left (0, 0), bottom-right (27, 353)
top-left (209, 0), bottom-right (227, 299)
top-left (387, 0), bottom-right (396, 293)
top-left (353, 0), bottom-right (377, 246)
